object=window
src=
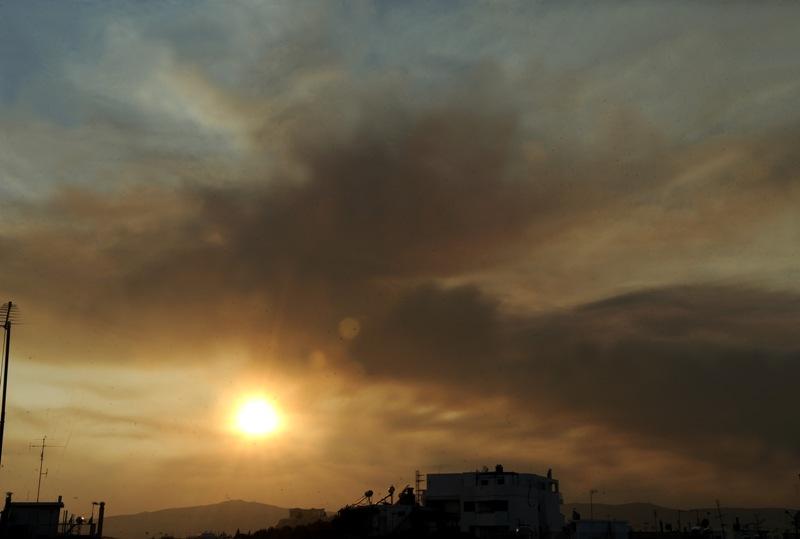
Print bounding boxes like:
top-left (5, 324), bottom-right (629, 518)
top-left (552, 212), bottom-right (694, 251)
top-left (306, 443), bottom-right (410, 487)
top-left (429, 500), bottom-right (460, 514)
top-left (497, 477), bottom-right (505, 485)
top-left (475, 500), bottom-right (509, 513)
top-left (464, 501), bottom-right (475, 512)
top-left (481, 479), bottom-right (489, 486)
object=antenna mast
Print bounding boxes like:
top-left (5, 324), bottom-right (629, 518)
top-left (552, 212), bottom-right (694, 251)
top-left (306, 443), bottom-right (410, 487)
top-left (715, 499), bottom-right (727, 539)
top-left (0, 301), bottom-right (18, 468)
top-left (589, 489), bottom-right (599, 520)
top-left (30, 436), bottom-right (62, 502)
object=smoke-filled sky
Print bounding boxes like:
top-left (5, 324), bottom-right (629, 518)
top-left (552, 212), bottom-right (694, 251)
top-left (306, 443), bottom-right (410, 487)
top-left (1, 1), bottom-right (799, 516)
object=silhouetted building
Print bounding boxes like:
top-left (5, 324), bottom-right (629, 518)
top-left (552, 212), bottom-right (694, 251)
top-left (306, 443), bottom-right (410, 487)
top-left (186, 533), bottom-right (232, 539)
top-left (0, 494), bottom-right (106, 539)
top-left (573, 520), bottom-right (630, 539)
top-left (0, 494), bottom-right (63, 539)
top-left (277, 508), bottom-right (327, 528)
top-left (424, 465), bottom-right (565, 538)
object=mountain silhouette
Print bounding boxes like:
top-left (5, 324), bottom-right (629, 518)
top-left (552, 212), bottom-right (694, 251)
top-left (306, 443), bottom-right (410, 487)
top-left (103, 499), bottom-right (290, 539)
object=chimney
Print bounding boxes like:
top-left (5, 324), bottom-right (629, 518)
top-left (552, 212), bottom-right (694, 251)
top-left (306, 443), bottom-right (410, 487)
top-left (96, 502), bottom-right (105, 538)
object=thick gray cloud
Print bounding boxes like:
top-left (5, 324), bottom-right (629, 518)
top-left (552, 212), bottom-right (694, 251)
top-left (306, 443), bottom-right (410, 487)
top-left (358, 282), bottom-right (800, 449)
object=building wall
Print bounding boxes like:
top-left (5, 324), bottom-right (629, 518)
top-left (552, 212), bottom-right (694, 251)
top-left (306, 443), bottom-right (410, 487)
top-left (425, 470), bottom-right (565, 538)
top-left (575, 520), bottom-right (630, 539)
top-left (2, 504), bottom-right (62, 539)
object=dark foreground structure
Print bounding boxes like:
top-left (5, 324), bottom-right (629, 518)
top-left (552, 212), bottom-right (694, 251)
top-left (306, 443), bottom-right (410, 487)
top-left (0, 493), bottom-right (105, 539)
top-left (240, 466), bottom-right (575, 539)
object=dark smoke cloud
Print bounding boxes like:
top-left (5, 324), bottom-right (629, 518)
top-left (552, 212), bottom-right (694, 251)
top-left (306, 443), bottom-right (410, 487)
top-left (353, 281), bottom-right (800, 506)
top-left (358, 282), bottom-right (800, 449)
top-left (1, 77), bottom-right (799, 507)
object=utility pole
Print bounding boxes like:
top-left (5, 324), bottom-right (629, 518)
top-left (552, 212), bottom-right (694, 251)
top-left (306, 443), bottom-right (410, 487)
top-left (590, 489), bottom-right (599, 520)
top-left (0, 301), bottom-right (18, 469)
top-left (715, 500), bottom-right (727, 539)
top-left (30, 436), bottom-right (62, 502)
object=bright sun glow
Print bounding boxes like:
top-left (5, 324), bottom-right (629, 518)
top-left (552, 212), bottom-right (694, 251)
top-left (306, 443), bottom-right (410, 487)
top-left (236, 398), bottom-right (281, 437)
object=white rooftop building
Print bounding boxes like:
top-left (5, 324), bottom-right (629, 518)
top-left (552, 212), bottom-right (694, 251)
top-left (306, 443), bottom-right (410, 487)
top-left (424, 465), bottom-right (565, 538)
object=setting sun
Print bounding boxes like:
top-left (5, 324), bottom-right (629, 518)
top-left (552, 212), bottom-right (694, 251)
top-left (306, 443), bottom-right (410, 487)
top-left (235, 398), bottom-right (281, 437)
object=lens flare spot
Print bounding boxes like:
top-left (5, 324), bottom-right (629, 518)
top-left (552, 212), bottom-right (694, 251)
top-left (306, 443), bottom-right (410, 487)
top-left (338, 317), bottom-right (360, 340)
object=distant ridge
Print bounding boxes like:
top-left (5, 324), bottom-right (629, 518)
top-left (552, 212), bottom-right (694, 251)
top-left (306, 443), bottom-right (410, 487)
top-left (103, 499), bottom-right (289, 539)
top-left (564, 502), bottom-right (796, 532)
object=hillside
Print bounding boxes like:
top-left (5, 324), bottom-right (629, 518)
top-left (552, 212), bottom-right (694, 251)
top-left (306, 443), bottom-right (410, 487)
top-left (103, 500), bottom-right (289, 539)
top-left (563, 503), bottom-right (796, 532)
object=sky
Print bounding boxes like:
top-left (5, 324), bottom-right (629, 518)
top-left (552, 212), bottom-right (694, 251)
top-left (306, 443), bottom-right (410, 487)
top-left (0, 0), bottom-right (799, 517)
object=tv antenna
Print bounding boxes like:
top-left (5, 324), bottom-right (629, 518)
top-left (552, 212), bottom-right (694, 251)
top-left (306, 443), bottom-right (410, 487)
top-left (30, 436), bottom-right (63, 502)
top-left (0, 301), bottom-right (19, 469)
top-left (589, 489), bottom-right (600, 520)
